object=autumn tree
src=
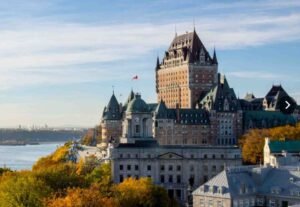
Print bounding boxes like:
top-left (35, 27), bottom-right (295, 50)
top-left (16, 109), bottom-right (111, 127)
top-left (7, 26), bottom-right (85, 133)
top-left (240, 123), bottom-right (300, 164)
top-left (45, 184), bottom-right (118, 207)
top-left (115, 177), bottom-right (175, 207)
top-left (0, 171), bottom-right (52, 207)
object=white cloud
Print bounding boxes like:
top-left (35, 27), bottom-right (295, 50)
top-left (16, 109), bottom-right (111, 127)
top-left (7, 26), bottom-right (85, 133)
top-left (0, 4), bottom-right (299, 91)
top-left (226, 71), bottom-right (289, 80)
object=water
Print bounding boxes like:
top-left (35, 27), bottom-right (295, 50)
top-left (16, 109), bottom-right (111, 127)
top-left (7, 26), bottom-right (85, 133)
top-left (0, 142), bottom-right (65, 170)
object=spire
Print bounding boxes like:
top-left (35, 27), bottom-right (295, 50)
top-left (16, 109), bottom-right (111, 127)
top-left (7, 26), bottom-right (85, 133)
top-left (212, 47), bottom-right (218, 65)
top-left (193, 18), bottom-right (196, 32)
top-left (156, 56), bottom-right (160, 71)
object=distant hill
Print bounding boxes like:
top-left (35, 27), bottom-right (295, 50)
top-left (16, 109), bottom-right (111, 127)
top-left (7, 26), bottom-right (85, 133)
top-left (0, 129), bottom-right (87, 143)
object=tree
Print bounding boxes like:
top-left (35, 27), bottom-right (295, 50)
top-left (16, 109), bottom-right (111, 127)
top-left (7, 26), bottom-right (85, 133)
top-left (0, 172), bottom-right (52, 207)
top-left (115, 177), bottom-right (175, 207)
top-left (240, 123), bottom-right (300, 164)
top-left (45, 185), bottom-right (117, 207)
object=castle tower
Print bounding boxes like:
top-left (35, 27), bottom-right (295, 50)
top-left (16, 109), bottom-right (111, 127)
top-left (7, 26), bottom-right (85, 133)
top-left (156, 30), bottom-right (218, 109)
top-left (99, 92), bottom-right (123, 150)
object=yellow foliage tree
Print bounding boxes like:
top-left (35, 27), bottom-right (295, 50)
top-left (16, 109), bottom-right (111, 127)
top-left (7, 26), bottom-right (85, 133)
top-left (115, 177), bottom-right (175, 207)
top-left (45, 184), bottom-right (117, 207)
top-left (240, 123), bottom-right (300, 164)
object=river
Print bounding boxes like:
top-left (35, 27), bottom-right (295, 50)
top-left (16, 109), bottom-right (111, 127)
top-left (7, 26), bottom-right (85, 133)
top-left (0, 142), bottom-right (65, 170)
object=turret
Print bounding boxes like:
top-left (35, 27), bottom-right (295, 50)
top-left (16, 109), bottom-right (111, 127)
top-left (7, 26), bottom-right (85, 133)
top-left (102, 93), bottom-right (122, 120)
top-left (156, 56), bottom-right (160, 71)
top-left (212, 48), bottom-right (218, 65)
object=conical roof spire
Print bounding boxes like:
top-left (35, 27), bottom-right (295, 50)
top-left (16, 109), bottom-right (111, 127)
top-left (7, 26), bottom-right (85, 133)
top-left (102, 92), bottom-right (121, 120)
top-left (156, 56), bottom-right (160, 70)
top-left (212, 47), bottom-right (218, 65)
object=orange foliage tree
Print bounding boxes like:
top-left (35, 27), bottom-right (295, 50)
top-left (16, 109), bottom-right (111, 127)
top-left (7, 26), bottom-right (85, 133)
top-left (240, 123), bottom-right (300, 164)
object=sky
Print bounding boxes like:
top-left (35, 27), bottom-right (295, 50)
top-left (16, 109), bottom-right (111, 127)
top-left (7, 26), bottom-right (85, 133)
top-left (0, 0), bottom-right (299, 128)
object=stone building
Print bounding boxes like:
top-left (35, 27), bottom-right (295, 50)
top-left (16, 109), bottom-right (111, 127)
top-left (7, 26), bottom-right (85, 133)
top-left (97, 30), bottom-right (297, 150)
top-left (153, 100), bottom-right (212, 145)
top-left (155, 30), bottom-right (218, 109)
top-left (200, 74), bottom-right (243, 145)
top-left (264, 137), bottom-right (300, 167)
top-left (193, 166), bottom-right (300, 207)
top-left (109, 94), bottom-right (242, 204)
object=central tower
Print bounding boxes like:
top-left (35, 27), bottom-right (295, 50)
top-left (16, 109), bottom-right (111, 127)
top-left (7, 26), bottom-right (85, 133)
top-left (156, 30), bottom-right (218, 108)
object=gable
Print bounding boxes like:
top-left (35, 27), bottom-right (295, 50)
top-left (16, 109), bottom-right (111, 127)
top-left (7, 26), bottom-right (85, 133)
top-left (158, 152), bottom-right (184, 159)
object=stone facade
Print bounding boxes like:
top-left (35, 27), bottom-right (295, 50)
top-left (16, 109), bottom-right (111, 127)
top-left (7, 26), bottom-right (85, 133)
top-left (111, 143), bottom-right (241, 203)
top-left (109, 94), bottom-right (242, 203)
top-left (156, 31), bottom-right (218, 109)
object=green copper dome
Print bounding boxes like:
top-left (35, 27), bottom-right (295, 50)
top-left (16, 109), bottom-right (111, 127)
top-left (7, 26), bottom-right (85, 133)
top-left (126, 94), bottom-right (149, 113)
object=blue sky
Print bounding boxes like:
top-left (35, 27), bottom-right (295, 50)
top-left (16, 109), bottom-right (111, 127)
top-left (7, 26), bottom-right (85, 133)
top-left (0, 0), bottom-right (299, 128)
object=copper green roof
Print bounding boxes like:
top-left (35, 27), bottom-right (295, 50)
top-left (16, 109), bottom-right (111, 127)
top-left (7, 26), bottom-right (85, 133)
top-left (269, 140), bottom-right (300, 153)
top-left (126, 94), bottom-right (149, 113)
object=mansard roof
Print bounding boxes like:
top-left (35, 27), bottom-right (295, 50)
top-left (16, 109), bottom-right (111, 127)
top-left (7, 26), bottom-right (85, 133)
top-left (102, 93), bottom-right (122, 120)
top-left (154, 101), bottom-right (210, 125)
top-left (193, 166), bottom-right (300, 199)
top-left (200, 74), bottom-right (240, 112)
top-left (243, 111), bottom-right (296, 128)
top-left (165, 30), bottom-right (213, 64)
top-left (268, 140), bottom-right (300, 153)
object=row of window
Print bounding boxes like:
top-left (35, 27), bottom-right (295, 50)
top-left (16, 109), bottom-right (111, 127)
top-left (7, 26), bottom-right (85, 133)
top-left (119, 164), bottom-right (152, 171)
top-left (119, 164), bottom-right (224, 173)
top-left (119, 153), bottom-right (227, 159)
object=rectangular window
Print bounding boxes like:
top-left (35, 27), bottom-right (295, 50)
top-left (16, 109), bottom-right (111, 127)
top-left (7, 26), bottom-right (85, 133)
top-left (169, 165), bottom-right (173, 171)
top-left (168, 175), bottom-right (173, 183)
top-left (135, 125), bottom-right (140, 133)
top-left (176, 165), bottom-right (181, 171)
top-left (119, 175), bottom-right (124, 182)
top-left (200, 199), bottom-right (204, 207)
top-left (160, 165), bottom-right (165, 171)
top-left (135, 165), bottom-right (139, 171)
top-left (176, 189), bottom-right (181, 199)
top-left (147, 165), bottom-right (151, 171)
top-left (119, 165), bottom-right (123, 170)
top-left (127, 165), bottom-right (131, 171)
top-left (176, 175), bottom-right (181, 184)
top-left (160, 175), bottom-right (165, 183)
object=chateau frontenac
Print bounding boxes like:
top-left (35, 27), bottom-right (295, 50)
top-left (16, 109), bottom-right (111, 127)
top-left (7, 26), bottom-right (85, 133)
top-left (99, 30), bottom-right (297, 151)
top-left (96, 30), bottom-right (298, 203)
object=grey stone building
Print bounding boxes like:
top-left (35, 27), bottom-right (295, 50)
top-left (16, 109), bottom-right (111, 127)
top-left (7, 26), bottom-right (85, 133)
top-left (109, 93), bottom-right (242, 204)
top-left (193, 166), bottom-right (300, 207)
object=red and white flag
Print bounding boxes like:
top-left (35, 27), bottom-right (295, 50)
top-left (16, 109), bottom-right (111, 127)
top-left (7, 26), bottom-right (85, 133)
top-left (132, 75), bottom-right (138, 80)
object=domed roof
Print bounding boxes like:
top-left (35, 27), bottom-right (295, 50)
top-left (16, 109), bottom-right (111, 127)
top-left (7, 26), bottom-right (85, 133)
top-left (126, 93), bottom-right (149, 113)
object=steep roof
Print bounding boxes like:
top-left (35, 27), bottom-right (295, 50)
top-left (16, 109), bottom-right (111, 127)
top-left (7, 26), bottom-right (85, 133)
top-left (200, 74), bottom-right (240, 112)
top-left (166, 30), bottom-right (213, 64)
top-left (264, 85), bottom-right (291, 110)
top-left (102, 93), bottom-right (122, 120)
top-left (269, 140), bottom-right (300, 153)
